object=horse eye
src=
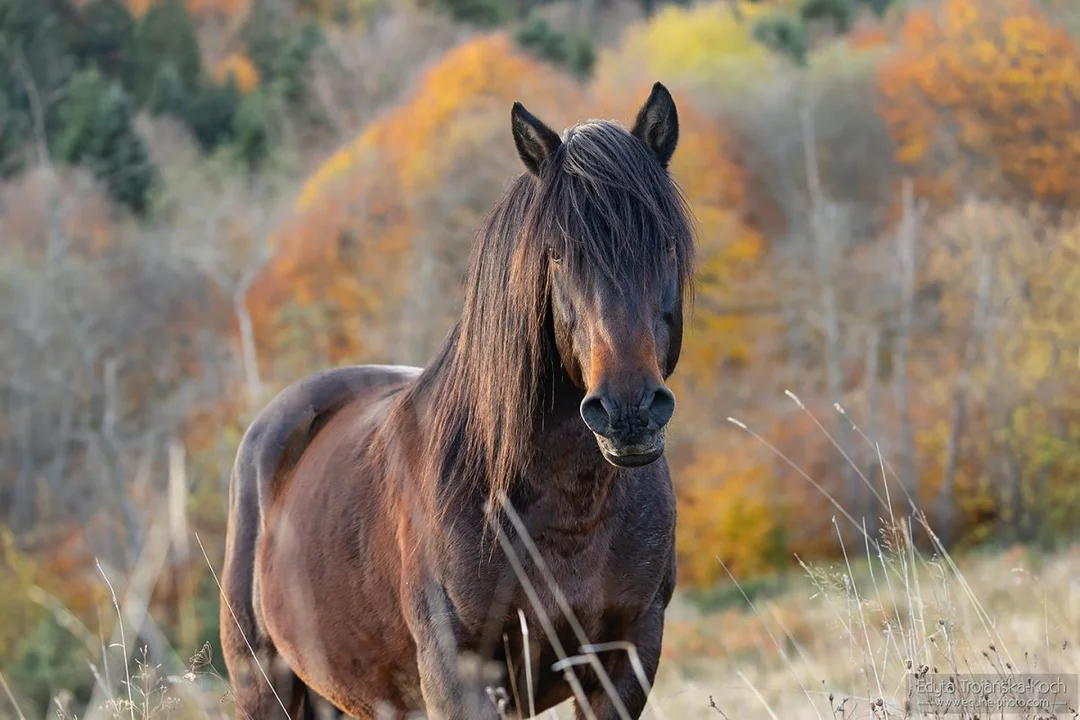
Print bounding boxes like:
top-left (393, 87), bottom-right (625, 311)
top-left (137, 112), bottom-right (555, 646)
top-left (549, 247), bottom-right (561, 264)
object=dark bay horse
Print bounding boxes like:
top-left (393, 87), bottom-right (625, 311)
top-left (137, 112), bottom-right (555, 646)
top-left (220, 82), bottom-right (696, 719)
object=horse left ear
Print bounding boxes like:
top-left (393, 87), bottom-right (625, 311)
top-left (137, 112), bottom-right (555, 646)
top-left (631, 82), bottom-right (679, 169)
top-left (511, 101), bottom-right (562, 176)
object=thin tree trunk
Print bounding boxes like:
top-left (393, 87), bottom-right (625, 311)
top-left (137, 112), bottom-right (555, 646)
top-left (47, 390), bottom-right (78, 513)
top-left (168, 438), bottom-right (196, 652)
top-left (97, 357), bottom-right (140, 570)
top-left (802, 109), bottom-right (858, 525)
top-left (235, 295), bottom-right (261, 406)
top-left (940, 241), bottom-right (992, 548)
top-left (864, 326), bottom-right (881, 539)
top-left (893, 179), bottom-right (922, 511)
top-left (999, 408), bottom-right (1023, 540)
top-left (11, 47), bottom-right (67, 276)
top-left (12, 402), bottom-right (36, 531)
top-left (234, 266), bottom-right (264, 408)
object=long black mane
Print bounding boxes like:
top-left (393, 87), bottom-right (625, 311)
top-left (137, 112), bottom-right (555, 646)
top-left (406, 118), bottom-right (696, 514)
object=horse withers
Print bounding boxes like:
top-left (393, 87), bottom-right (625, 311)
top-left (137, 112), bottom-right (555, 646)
top-left (220, 82), bottom-right (696, 719)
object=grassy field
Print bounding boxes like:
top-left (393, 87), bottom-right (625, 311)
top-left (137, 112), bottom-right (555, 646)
top-left (7, 522), bottom-right (1079, 720)
top-left (655, 538), bottom-right (1080, 719)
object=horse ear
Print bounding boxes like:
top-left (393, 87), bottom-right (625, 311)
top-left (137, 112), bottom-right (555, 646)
top-left (631, 82), bottom-right (679, 169)
top-left (511, 101), bottom-right (562, 176)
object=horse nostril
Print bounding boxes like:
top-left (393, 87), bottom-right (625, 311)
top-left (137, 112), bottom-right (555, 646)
top-left (647, 386), bottom-right (676, 428)
top-left (580, 394), bottom-right (612, 435)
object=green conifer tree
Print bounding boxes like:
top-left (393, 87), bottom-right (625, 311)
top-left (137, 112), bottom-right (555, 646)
top-left (132, 0), bottom-right (201, 107)
top-left (0, 0), bottom-right (79, 174)
top-left (753, 15), bottom-right (808, 66)
top-left (55, 66), bottom-right (110, 164)
top-left (233, 87), bottom-right (271, 169)
top-left (87, 83), bottom-right (158, 214)
top-left (186, 74), bottom-right (240, 152)
top-left (146, 60), bottom-right (186, 118)
top-left (71, 0), bottom-right (136, 89)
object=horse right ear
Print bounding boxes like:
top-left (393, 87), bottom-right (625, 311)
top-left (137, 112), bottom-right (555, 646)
top-left (511, 101), bottom-right (562, 176)
top-left (631, 82), bottom-right (679, 169)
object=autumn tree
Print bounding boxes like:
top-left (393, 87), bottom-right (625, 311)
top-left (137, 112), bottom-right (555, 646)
top-left (238, 0), bottom-right (323, 108)
top-left (599, 1), bottom-right (780, 99)
top-left (925, 200), bottom-right (1080, 546)
top-left (213, 52), bottom-right (260, 94)
top-left (253, 32), bottom-right (580, 371)
top-left (878, 0), bottom-right (1080, 210)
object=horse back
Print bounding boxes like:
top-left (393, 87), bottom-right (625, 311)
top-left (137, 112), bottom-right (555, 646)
top-left (236, 364), bottom-right (422, 518)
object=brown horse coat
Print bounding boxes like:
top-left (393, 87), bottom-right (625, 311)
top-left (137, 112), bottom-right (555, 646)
top-left (221, 82), bottom-right (695, 720)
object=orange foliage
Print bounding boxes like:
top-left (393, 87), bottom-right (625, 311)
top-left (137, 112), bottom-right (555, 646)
top-left (878, 0), bottom-right (1080, 209)
top-left (213, 52), bottom-right (260, 93)
top-left (846, 25), bottom-right (890, 51)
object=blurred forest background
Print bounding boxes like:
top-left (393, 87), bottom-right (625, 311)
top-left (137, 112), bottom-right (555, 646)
top-left (3, 0), bottom-right (1080, 715)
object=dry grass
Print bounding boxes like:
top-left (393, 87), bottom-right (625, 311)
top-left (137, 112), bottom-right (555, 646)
top-left (652, 538), bottom-right (1080, 719)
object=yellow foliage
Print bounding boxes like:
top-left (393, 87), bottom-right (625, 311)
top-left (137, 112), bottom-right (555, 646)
top-left (920, 199), bottom-right (1080, 544)
top-left (878, 0), bottom-right (1080, 209)
top-left (593, 2), bottom-right (777, 98)
top-left (214, 52), bottom-right (260, 93)
top-left (676, 448), bottom-right (781, 587)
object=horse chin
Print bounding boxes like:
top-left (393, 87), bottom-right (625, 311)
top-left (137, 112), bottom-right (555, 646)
top-left (594, 435), bottom-right (665, 468)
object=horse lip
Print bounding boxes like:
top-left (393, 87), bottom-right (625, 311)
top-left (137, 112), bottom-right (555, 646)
top-left (594, 434), bottom-right (665, 468)
top-left (601, 446), bottom-right (664, 468)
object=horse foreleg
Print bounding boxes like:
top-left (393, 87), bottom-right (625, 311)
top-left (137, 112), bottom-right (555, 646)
top-left (415, 638), bottom-right (508, 719)
top-left (408, 580), bottom-right (505, 720)
top-left (572, 603), bottom-right (665, 720)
